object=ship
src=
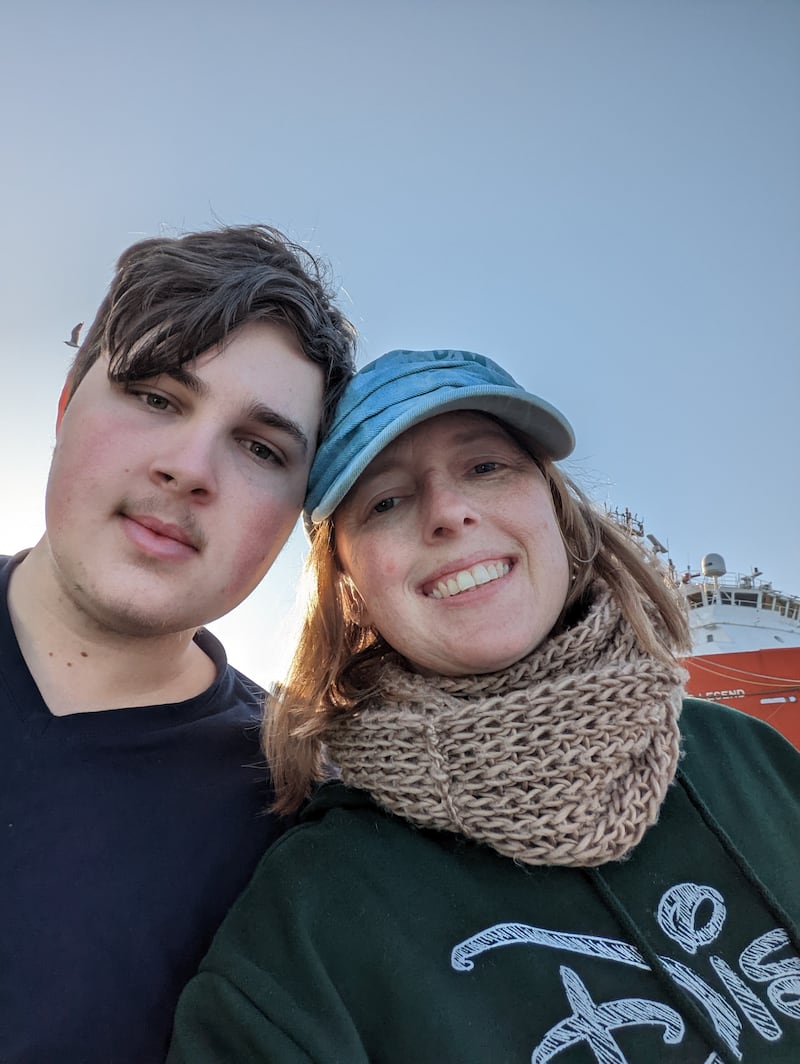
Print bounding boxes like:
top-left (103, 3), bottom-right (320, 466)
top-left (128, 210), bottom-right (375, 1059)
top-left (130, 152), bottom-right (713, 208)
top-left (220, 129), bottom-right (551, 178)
top-left (611, 509), bottom-right (800, 749)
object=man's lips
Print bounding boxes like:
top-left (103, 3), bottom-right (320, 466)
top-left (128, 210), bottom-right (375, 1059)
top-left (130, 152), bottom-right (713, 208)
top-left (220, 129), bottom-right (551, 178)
top-left (127, 514), bottom-right (198, 550)
top-left (120, 513), bottom-right (200, 561)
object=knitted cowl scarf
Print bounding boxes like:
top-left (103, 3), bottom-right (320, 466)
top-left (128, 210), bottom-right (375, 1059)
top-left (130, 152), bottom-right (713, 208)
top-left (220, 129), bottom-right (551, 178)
top-left (324, 582), bottom-right (688, 868)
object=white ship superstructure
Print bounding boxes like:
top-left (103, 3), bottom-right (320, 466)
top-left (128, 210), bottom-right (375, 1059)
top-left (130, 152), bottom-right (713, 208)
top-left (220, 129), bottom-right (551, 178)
top-left (609, 510), bottom-right (800, 748)
top-left (682, 554), bottom-right (800, 656)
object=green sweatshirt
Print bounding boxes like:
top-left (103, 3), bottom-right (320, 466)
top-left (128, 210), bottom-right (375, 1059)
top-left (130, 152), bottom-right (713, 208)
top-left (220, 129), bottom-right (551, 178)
top-left (168, 701), bottom-right (800, 1063)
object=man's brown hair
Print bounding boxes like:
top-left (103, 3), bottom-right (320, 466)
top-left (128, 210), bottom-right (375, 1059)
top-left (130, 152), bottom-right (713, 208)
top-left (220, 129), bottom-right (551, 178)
top-left (67, 224), bottom-right (356, 438)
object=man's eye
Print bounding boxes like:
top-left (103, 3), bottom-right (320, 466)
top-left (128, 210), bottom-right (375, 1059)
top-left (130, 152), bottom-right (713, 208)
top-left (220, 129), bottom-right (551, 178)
top-left (474, 462), bottom-right (499, 474)
top-left (247, 440), bottom-right (284, 466)
top-left (126, 387), bottom-right (173, 411)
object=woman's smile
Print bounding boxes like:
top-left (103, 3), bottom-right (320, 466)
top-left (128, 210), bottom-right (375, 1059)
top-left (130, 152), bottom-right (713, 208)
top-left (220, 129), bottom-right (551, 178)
top-left (424, 558), bottom-right (512, 599)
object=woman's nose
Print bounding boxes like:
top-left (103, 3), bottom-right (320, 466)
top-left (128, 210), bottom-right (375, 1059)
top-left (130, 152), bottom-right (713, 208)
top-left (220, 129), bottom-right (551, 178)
top-left (422, 480), bottom-right (480, 539)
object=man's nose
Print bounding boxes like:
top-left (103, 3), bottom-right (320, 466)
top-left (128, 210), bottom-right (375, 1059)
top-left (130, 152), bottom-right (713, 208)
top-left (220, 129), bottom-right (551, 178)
top-left (149, 425), bottom-right (220, 498)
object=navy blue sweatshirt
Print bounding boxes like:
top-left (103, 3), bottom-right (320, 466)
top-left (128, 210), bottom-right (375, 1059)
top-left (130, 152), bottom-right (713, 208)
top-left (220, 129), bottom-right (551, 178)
top-left (1, 552), bottom-right (287, 1063)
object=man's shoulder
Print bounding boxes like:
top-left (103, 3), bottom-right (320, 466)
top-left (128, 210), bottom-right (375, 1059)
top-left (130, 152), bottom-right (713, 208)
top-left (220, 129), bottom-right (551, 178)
top-left (193, 626), bottom-right (266, 718)
top-left (228, 663), bottom-right (266, 702)
top-left (0, 552), bottom-right (24, 581)
top-left (221, 661), bottom-right (266, 711)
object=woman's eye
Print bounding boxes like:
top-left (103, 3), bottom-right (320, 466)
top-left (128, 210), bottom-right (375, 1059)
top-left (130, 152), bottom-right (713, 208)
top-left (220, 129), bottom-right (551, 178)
top-left (373, 497), bottom-right (397, 514)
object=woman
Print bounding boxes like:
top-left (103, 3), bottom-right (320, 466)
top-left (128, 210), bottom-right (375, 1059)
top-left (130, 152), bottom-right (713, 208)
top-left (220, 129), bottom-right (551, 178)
top-left (169, 350), bottom-right (800, 1064)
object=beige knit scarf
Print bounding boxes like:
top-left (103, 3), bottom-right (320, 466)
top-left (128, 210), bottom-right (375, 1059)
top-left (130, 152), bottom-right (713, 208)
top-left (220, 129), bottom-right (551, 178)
top-left (325, 584), bottom-right (687, 867)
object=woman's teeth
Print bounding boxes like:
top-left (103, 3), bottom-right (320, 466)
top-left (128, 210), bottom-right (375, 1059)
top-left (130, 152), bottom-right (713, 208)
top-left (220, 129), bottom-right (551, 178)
top-left (428, 561), bottom-right (510, 599)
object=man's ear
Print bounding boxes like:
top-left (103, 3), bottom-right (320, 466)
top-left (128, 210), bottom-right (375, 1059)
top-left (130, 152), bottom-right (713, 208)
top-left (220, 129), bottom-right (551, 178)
top-left (55, 377), bottom-right (72, 434)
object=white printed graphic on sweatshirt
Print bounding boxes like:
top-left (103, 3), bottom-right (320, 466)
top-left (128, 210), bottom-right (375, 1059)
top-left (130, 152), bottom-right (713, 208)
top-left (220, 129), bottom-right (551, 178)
top-left (451, 881), bottom-right (799, 1062)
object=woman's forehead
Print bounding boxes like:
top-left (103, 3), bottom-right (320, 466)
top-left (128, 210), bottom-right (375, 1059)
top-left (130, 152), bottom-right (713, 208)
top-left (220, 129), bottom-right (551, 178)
top-left (371, 410), bottom-right (517, 468)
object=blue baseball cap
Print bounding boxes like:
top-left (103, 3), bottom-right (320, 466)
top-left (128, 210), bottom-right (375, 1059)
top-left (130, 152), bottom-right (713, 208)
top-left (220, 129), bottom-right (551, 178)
top-left (305, 348), bottom-right (575, 525)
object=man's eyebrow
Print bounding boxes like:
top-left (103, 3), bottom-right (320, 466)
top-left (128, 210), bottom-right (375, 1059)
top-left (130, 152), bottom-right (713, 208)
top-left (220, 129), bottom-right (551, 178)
top-left (245, 402), bottom-right (310, 454)
top-left (167, 366), bottom-right (310, 454)
top-left (167, 366), bottom-right (208, 395)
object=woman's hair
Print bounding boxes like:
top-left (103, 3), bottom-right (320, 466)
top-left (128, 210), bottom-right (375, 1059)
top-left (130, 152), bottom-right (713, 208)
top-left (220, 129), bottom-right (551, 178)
top-left (265, 455), bottom-right (692, 814)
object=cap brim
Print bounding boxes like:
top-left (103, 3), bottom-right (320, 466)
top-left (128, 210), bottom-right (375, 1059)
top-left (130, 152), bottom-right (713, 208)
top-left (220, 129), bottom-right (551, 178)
top-left (309, 384), bottom-right (574, 524)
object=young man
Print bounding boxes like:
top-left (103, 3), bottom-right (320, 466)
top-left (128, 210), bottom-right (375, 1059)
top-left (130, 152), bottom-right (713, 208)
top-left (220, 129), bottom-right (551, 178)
top-left (0, 225), bottom-right (356, 1062)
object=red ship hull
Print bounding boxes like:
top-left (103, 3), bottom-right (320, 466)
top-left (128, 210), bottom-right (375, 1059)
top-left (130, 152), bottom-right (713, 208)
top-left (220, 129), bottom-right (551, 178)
top-left (684, 645), bottom-right (800, 749)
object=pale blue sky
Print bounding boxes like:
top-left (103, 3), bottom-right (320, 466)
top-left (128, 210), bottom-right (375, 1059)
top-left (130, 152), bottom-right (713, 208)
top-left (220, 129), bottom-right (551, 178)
top-left (2, 0), bottom-right (798, 685)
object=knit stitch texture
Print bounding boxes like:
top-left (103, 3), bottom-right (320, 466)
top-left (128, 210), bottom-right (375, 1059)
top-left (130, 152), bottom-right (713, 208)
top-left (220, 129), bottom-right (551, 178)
top-left (325, 584), bottom-right (687, 867)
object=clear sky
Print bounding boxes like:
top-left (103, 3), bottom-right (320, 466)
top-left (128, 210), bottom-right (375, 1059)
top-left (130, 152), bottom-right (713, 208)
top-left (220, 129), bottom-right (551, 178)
top-left (1, 0), bottom-right (798, 687)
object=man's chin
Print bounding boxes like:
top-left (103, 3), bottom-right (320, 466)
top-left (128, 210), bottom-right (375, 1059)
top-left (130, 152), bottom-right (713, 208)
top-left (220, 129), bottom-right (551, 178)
top-left (72, 591), bottom-right (201, 641)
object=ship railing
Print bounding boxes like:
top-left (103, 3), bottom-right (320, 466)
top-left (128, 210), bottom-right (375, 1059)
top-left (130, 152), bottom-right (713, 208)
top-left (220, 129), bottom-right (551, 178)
top-left (681, 576), bottom-right (800, 621)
